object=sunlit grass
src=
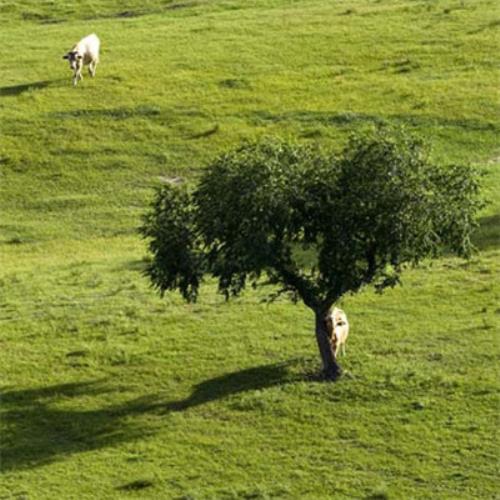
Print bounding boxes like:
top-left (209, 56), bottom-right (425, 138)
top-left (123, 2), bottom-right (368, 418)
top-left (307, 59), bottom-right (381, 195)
top-left (0, 0), bottom-right (498, 497)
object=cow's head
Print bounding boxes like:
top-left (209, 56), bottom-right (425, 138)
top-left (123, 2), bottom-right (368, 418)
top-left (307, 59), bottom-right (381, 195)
top-left (63, 51), bottom-right (83, 71)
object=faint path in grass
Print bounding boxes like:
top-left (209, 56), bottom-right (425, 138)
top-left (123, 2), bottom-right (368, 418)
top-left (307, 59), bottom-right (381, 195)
top-left (247, 110), bottom-right (499, 133)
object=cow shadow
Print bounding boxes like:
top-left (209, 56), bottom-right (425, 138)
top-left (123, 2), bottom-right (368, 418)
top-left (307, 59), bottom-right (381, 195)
top-left (0, 80), bottom-right (61, 97)
top-left (0, 361), bottom-right (300, 472)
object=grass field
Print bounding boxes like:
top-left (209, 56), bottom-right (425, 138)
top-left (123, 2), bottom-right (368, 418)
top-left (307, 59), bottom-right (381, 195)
top-left (0, 0), bottom-right (499, 498)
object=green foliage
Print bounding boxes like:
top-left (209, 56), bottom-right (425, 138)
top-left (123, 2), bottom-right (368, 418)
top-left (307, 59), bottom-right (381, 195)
top-left (141, 131), bottom-right (483, 311)
top-left (141, 185), bottom-right (203, 301)
top-left (195, 139), bottom-right (332, 305)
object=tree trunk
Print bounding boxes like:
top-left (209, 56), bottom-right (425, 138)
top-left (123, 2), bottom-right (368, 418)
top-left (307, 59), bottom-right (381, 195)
top-left (315, 309), bottom-right (342, 380)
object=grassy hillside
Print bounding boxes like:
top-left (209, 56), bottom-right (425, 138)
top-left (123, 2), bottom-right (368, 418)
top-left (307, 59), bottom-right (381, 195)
top-left (0, 0), bottom-right (498, 498)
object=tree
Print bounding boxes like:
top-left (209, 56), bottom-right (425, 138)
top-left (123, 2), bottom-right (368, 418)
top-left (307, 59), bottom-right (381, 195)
top-left (140, 129), bottom-right (483, 380)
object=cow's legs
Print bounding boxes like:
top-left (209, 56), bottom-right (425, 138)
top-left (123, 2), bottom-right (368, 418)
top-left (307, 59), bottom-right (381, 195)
top-left (89, 61), bottom-right (97, 77)
top-left (73, 69), bottom-right (83, 86)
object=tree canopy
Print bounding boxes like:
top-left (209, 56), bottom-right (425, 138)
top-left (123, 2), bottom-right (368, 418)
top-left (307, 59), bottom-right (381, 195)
top-left (141, 129), bottom-right (483, 316)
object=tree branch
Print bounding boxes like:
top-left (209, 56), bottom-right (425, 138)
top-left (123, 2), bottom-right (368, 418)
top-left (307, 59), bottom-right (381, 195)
top-left (273, 260), bottom-right (319, 310)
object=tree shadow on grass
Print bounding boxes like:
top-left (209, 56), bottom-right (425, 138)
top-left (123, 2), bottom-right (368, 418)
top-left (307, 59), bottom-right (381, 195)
top-left (0, 380), bottom-right (161, 472)
top-left (0, 361), bottom-right (300, 472)
top-left (165, 360), bottom-right (300, 412)
top-left (0, 80), bottom-right (62, 97)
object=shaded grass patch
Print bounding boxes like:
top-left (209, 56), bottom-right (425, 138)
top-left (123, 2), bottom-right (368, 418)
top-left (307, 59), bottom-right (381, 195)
top-left (247, 109), bottom-right (499, 133)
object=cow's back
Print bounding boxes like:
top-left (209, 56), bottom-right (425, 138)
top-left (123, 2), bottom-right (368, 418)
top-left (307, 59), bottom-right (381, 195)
top-left (332, 307), bottom-right (349, 344)
top-left (79, 34), bottom-right (100, 61)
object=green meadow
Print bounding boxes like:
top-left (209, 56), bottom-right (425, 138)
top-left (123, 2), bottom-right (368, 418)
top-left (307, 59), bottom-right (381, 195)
top-left (0, 0), bottom-right (498, 498)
